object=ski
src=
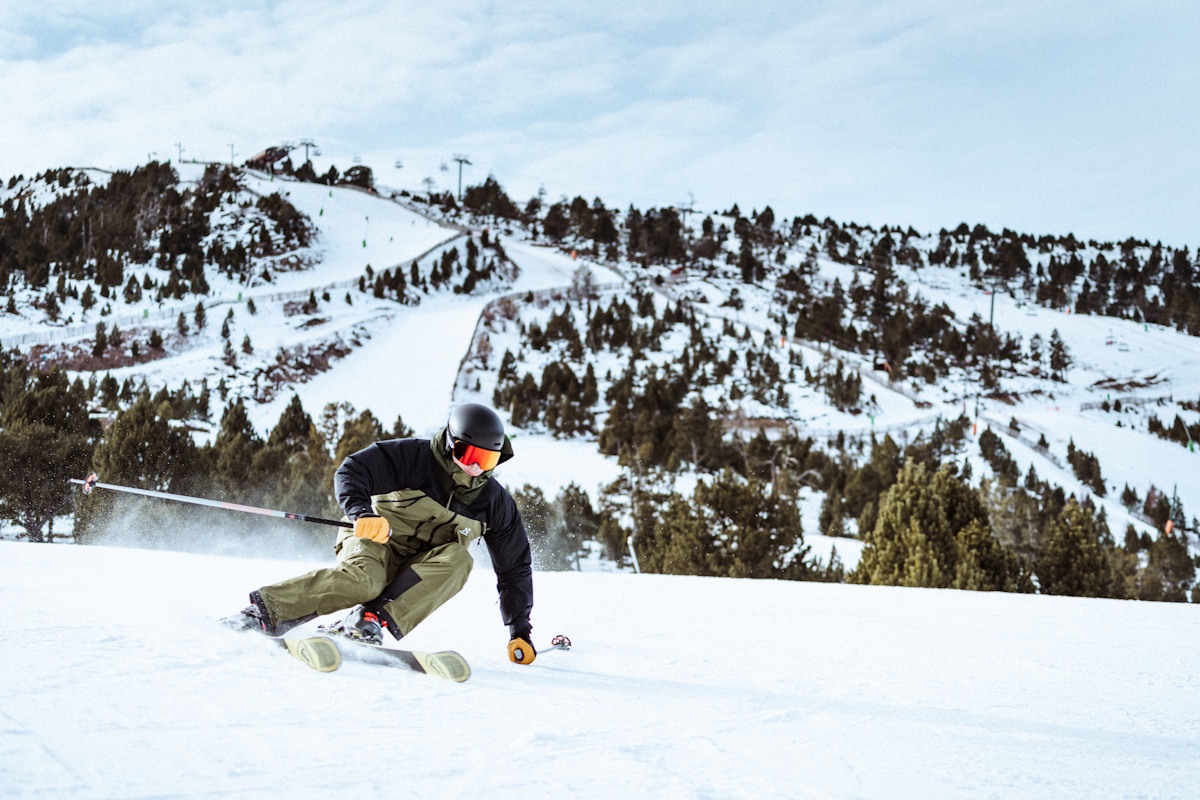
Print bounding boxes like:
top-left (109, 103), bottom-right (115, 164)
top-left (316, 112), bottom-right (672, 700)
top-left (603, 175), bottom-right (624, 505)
top-left (330, 636), bottom-right (472, 683)
top-left (224, 617), bottom-right (470, 681)
top-left (270, 634), bottom-right (469, 681)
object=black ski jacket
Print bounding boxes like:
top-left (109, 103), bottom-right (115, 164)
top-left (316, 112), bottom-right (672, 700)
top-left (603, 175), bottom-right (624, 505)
top-left (334, 436), bottom-right (533, 637)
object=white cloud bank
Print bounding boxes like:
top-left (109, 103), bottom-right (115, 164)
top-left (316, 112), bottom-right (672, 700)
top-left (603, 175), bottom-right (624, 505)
top-left (2, 0), bottom-right (1197, 245)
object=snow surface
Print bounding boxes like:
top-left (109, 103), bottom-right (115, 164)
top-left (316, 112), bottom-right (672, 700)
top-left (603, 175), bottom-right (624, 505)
top-left (1, 540), bottom-right (1197, 799)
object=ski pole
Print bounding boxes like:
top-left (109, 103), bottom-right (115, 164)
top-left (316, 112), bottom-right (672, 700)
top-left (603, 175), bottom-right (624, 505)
top-left (70, 472), bottom-right (353, 529)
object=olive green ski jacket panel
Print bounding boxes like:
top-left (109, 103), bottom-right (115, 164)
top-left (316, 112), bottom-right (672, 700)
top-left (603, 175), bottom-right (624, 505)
top-left (333, 433), bottom-right (533, 636)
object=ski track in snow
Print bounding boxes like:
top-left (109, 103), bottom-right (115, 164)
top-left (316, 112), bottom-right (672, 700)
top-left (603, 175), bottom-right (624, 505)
top-left (2, 541), bottom-right (1199, 799)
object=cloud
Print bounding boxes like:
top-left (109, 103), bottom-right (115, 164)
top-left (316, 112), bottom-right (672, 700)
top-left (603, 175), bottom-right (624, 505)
top-left (1, 1), bottom-right (1196, 244)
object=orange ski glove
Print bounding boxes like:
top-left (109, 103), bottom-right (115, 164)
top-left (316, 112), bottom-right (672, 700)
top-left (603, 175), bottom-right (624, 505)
top-left (353, 516), bottom-right (390, 543)
top-left (508, 634), bottom-right (537, 665)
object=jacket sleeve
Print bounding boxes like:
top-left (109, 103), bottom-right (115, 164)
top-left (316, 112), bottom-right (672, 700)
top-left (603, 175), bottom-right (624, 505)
top-left (484, 490), bottom-right (534, 637)
top-left (334, 440), bottom-right (408, 520)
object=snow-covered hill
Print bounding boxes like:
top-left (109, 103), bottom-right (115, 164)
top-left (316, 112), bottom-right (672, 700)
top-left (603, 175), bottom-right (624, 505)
top-left (3, 161), bottom-right (1200, 575)
top-left (1, 540), bottom-right (1197, 799)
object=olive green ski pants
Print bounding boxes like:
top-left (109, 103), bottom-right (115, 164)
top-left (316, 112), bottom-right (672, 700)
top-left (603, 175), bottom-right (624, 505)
top-left (255, 535), bottom-right (474, 638)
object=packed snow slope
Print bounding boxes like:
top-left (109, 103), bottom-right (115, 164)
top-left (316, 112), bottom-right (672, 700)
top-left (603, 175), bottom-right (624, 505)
top-left (1, 541), bottom-right (1198, 800)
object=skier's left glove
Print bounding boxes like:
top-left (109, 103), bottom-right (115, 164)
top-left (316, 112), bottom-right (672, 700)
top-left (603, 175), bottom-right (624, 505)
top-left (353, 515), bottom-right (390, 543)
top-left (508, 631), bottom-right (536, 665)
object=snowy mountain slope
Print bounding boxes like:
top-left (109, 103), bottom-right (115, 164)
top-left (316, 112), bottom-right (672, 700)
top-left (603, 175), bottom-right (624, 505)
top-left (244, 237), bottom-right (624, 438)
top-left (5, 161), bottom-right (1200, 577)
top-left (0, 167), bottom-right (447, 345)
top-left (1, 540), bottom-right (1197, 799)
top-left (642, 225), bottom-right (1200, 535)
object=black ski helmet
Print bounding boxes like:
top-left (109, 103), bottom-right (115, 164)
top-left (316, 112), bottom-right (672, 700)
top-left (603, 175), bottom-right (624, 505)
top-left (446, 403), bottom-right (505, 451)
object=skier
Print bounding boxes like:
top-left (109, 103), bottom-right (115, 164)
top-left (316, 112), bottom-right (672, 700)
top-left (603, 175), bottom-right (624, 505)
top-left (223, 403), bottom-right (537, 665)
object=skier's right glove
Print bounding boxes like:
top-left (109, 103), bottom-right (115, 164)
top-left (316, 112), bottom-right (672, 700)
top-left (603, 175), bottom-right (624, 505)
top-left (353, 515), bottom-right (390, 543)
top-left (508, 632), bottom-right (536, 665)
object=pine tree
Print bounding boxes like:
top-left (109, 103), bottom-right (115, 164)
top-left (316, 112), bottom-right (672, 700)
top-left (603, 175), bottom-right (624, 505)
top-left (74, 393), bottom-right (196, 544)
top-left (851, 459), bottom-right (1012, 590)
top-left (267, 394), bottom-right (311, 452)
top-left (1048, 328), bottom-right (1071, 380)
top-left (843, 435), bottom-right (902, 525)
top-left (1035, 500), bottom-right (1117, 598)
top-left (255, 394), bottom-right (336, 520)
top-left (951, 518), bottom-right (1017, 591)
top-left (671, 396), bottom-right (725, 470)
top-left (91, 322), bottom-right (107, 357)
top-left (1141, 531), bottom-right (1195, 602)
top-left (639, 470), bottom-right (804, 579)
top-left (554, 482), bottom-right (598, 570)
top-left (512, 484), bottom-right (585, 571)
top-left (0, 364), bottom-right (97, 542)
top-left (0, 420), bottom-right (90, 541)
top-left (645, 493), bottom-right (722, 576)
top-left (332, 409), bottom-right (385, 469)
top-left (123, 275), bottom-right (142, 303)
top-left (210, 398), bottom-right (263, 500)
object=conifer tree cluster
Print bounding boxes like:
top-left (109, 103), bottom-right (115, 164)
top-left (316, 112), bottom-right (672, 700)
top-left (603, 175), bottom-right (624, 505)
top-left (0, 163), bottom-right (313, 305)
top-left (1065, 440), bottom-right (1106, 496)
top-left (0, 354), bottom-right (97, 542)
top-left (362, 239), bottom-right (505, 303)
top-left (636, 468), bottom-right (806, 579)
top-left (978, 428), bottom-right (1020, 485)
top-left (851, 460), bottom-right (1020, 591)
top-left (1147, 413), bottom-right (1200, 449)
top-left (491, 292), bottom-right (767, 450)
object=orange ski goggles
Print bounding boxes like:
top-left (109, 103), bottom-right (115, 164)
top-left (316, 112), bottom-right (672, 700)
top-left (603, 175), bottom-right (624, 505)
top-left (451, 439), bottom-right (501, 472)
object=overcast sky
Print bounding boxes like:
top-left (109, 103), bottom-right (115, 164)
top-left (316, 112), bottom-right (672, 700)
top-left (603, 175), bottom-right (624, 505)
top-left (2, 1), bottom-right (1196, 246)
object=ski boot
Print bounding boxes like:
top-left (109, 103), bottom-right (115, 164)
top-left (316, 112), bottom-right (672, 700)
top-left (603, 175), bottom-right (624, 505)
top-left (325, 605), bottom-right (385, 645)
top-left (221, 593), bottom-right (310, 637)
top-left (221, 604), bottom-right (272, 634)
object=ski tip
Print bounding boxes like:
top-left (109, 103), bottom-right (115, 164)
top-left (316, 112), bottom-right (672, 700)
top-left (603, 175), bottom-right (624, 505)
top-left (416, 650), bottom-right (471, 683)
top-left (282, 636), bottom-right (342, 672)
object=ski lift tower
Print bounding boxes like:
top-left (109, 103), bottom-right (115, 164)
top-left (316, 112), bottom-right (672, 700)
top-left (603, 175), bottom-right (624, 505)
top-left (452, 154), bottom-right (471, 201)
top-left (678, 192), bottom-right (696, 226)
top-left (299, 139), bottom-right (320, 164)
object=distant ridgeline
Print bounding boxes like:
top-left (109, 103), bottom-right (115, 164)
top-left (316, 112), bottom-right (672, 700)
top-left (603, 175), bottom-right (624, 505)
top-left (439, 176), bottom-right (1199, 335)
top-left (0, 162), bottom-right (1196, 603)
top-left (0, 163), bottom-right (313, 308)
top-left (3, 160), bottom-right (1194, 337)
